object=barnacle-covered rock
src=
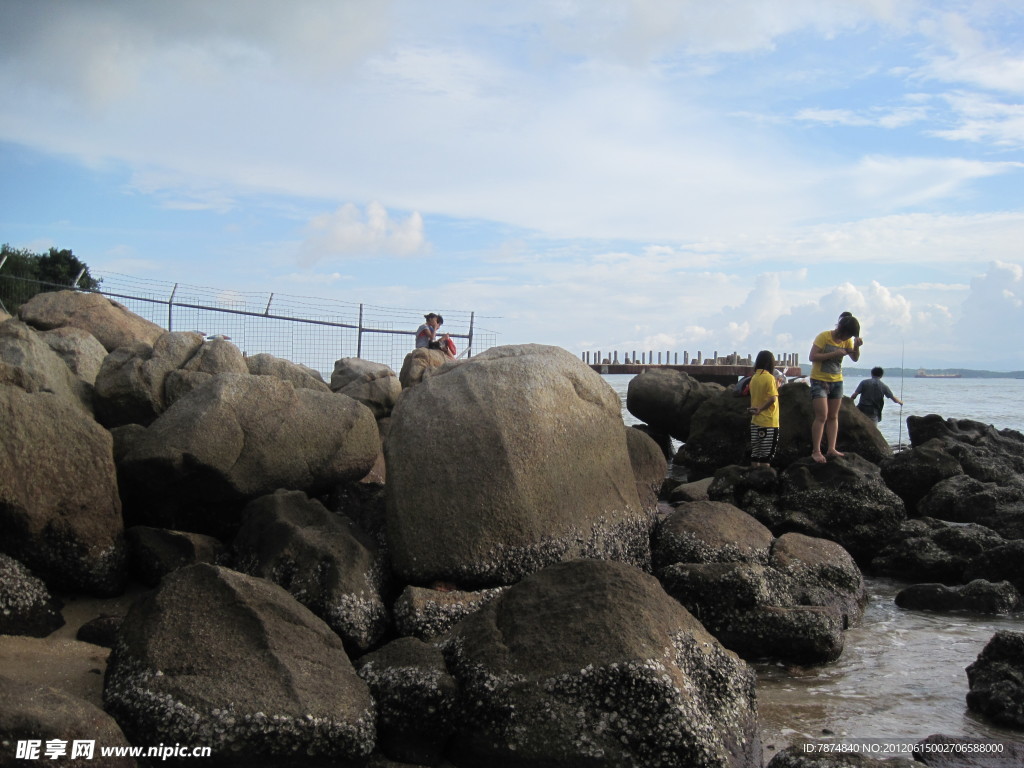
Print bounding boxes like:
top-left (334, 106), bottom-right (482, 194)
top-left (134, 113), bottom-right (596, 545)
top-left (103, 564), bottom-right (376, 765)
top-left (440, 559), bottom-right (760, 768)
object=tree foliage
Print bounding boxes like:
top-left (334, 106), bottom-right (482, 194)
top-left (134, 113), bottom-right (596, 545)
top-left (0, 244), bottom-right (101, 315)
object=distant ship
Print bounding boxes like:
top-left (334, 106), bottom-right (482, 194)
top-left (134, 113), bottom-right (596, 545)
top-left (915, 368), bottom-right (962, 379)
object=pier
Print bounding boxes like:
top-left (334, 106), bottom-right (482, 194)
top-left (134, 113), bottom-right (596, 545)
top-left (583, 349), bottom-right (803, 387)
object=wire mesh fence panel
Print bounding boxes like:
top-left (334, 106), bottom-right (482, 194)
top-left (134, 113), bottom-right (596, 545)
top-left (0, 271), bottom-right (498, 377)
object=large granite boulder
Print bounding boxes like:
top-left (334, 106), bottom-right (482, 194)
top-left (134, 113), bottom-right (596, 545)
top-left (103, 564), bottom-right (376, 765)
top-left (117, 373), bottom-right (380, 538)
top-left (440, 559), bottom-right (761, 768)
top-left (385, 344), bottom-right (653, 587)
top-left (0, 675), bottom-right (136, 767)
top-left (331, 358), bottom-right (402, 419)
top-left (0, 318), bottom-right (93, 413)
top-left (870, 517), bottom-right (1008, 584)
top-left (245, 352), bottom-right (330, 392)
top-left (232, 489), bottom-right (388, 654)
top-left (626, 368), bottom-right (720, 442)
top-left (673, 387), bottom-right (751, 477)
top-left (965, 630), bottom-right (1024, 729)
top-left (355, 637), bottom-right (459, 766)
top-left (93, 331), bottom-right (205, 427)
top-left (0, 386), bottom-right (125, 595)
top-left (0, 553), bottom-right (64, 637)
top-left (18, 290), bottom-right (164, 352)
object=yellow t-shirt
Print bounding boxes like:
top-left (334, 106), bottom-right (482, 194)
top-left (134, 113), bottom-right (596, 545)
top-left (810, 330), bottom-right (853, 382)
top-left (749, 369), bottom-right (779, 428)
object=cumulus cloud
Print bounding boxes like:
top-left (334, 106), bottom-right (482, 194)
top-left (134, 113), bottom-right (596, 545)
top-left (298, 202), bottom-right (427, 265)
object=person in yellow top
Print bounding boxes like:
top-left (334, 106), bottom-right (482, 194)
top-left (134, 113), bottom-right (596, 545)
top-left (748, 350), bottom-right (781, 468)
top-left (808, 314), bottom-right (862, 463)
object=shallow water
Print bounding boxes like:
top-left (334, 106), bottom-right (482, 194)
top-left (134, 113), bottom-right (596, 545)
top-left (756, 579), bottom-right (1024, 758)
top-left (602, 373), bottom-right (1024, 757)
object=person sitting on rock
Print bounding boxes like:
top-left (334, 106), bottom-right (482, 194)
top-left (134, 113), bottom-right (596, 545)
top-left (415, 312), bottom-right (455, 357)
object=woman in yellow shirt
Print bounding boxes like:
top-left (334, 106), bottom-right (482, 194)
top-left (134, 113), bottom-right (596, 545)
top-left (808, 314), bottom-right (862, 462)
top-left (748, 350), bottom-right (781, 468)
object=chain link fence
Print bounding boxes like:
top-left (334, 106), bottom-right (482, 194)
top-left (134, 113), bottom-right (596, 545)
top-left (0, 270), bottom-right (498, 378)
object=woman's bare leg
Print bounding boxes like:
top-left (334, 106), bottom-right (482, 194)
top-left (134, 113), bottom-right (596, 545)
top-left (810, 397), bottom-right (828, 463)
top-left (825, 397), bottom-right (844, 457)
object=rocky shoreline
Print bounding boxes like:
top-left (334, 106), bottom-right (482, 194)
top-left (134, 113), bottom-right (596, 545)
top-left (2, 291), bottom-right (1023, 767)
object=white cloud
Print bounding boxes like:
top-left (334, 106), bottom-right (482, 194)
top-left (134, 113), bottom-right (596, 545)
top-left (298, 202), bottom-right (427, 264)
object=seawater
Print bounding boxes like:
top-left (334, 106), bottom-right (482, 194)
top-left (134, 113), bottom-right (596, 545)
top-left (602, 373), bottom-right (1024, 756)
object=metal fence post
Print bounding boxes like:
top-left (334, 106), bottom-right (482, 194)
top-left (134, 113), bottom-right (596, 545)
top-left (467, 311), bottom-right (475, 357)
top-left (168, 283), bottom-right (178, 332)
top-left (357, 303), bottom-right (364, 358)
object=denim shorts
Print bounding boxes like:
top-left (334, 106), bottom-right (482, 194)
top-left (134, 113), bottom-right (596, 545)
top-left (810, 378), bottom-right (844, 400)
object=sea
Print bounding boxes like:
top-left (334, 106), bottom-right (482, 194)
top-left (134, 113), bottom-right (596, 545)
top-left (603, 373), bottom-right (1024, 758)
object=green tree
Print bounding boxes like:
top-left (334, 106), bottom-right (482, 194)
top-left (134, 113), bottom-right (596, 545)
top-left (0, 244), bottom-right (101, 315)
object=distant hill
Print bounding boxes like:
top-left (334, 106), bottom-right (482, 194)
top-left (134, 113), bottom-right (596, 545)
top-left (843, 368), bottom-right (1024, 380)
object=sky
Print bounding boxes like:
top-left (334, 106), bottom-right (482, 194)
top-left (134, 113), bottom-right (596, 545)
top-left (1, 0), bottom-right (1023, 370)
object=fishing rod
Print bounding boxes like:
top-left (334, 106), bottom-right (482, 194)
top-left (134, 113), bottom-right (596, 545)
top-left (897, 340), bottom-right (905, 451)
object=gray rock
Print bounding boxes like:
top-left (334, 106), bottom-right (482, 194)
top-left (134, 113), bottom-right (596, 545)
top-left (124, 526), bottom-right (226, 587)
top-left (18, 289), bottom-right (164, 352)
top-left (0, 675), bottom-right (137, 767)
top-left (871, 518), bottom-right (1007, 584)
top-left (626, 368), bottom-right (719, 442)
top-left (93, 331), bottom-right (205, 427)
top-left (626, 425), bottom-right (668, 512)
top-left (245, 352), bottom-right (330, 391)
top-left (0, 386), bottom-right (125, 595)
top-left (0, 554), bottom-right (64, 637)
top-left (653, 500), bottom-right (774, 571)
top-left (677, 383), bottom-right (892, 479)
top-left (39, 324), bottom-right (108, 386)
top-left (776, 454), bottom-right (907, 565)
top-left (879, 439), bottom-right (964, 514)
top-left (331, 359), bottom-right (402, 419)
top-left (913, 733), bottom-right (1024, 767)
top-left (397, 347), bottom-right (452, 388)
top-left (964, 540), bottom-right (1024, 593)
top-left (895, 580), bottom-right (1022, 614)
top-left (117, 373), bottom-right (380, 538)
top-left (386, 344), bottom-right (653, 587)
top-left (767, 745), bottom-right (916, 767)
top-left (232, 489), bottom-right (388, 654)
top-left (103, 563), bottom-right (376, 765)
top-left (392, 585), bottom-right (508, 641)
top-left (355, 637), bottom-right (459, 765)
top-left (0, 318), bottom-right (92, 413)
top-left (665, 475), bottom-right (714, 504)
top-left (907, 415), bottom-right (1024, 475)
top-left (76, 614), bottom-right (123, 649)
top-left (965, 630), bottom-right (1024, 729)
top-left (441, 559), bottom-right (761, 768)
top-left (917, 474), bottom-right (1024, 541)
top-left (708, 465), bottom-right (784, 526)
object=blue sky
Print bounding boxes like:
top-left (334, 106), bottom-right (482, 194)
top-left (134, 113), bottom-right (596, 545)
top-left (2, 0), bottom-right (1023, 369)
